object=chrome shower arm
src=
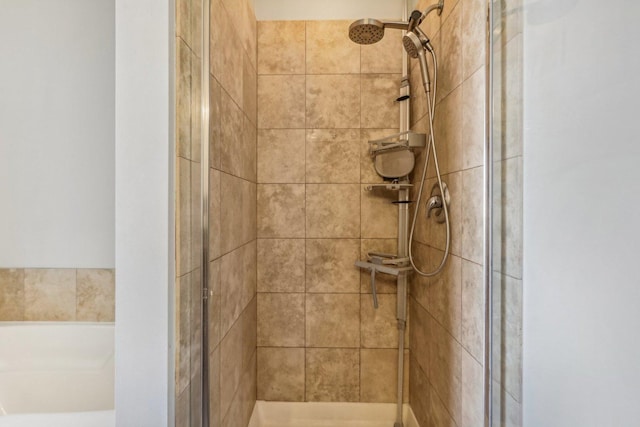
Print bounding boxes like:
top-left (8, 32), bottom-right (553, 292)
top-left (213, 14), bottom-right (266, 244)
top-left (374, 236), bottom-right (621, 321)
top-left (419, 0), bottom-right (444, 22)
top-left (380, 20), bottom-right (411, 30)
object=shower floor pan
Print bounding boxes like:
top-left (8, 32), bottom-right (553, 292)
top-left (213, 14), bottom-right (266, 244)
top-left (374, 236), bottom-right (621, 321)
top-left (248, 401), bottom-right (420, 427)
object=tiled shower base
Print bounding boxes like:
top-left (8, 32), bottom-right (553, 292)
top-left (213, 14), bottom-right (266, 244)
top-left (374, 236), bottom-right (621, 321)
top-left (248, 401), bottom-right (420, 427)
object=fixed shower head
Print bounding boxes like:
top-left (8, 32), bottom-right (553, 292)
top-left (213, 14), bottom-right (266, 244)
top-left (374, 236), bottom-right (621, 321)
top-left (349, 19), bottom-right (385, 45)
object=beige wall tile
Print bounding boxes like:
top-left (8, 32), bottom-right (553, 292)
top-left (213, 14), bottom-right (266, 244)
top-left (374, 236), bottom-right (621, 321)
top-left (257, 239), bottom-right (305, 293)
top-left (409, 355), bottom-right (431, 427)
top-left (209, 76), bottom-right (222, 169)
top-left (0, 269), bottom-right (24, 321)
top-left (433, 86), bottom-right (463, 176)
top-left (220, 314), bottom-right (243, 419)
top-left (240, 350), bottom-right (257, 426)
top-left (242, 115), bottom-right (257, 182)
top-left (191, 53), bottom-right (202, 163)
top-left (258, 21), bottom-right (306, 75)
top-left (176, 38), bottom-right (191, 159)
top-left (360, 239), bottom-right (398, 294)
top-left (208, 345), bottom-right (221, 426)
top-left (437, 2), bottom-right (463, 103)
top-left (220, 247), bottom-right (245, 336)
top-left (220, 173), bottom-right (252, 254)
top-left (24, 269), bottom-right (76, 321)
top-left (306, 184), bottom-right (360, 238)
top-left (361, 185), bottom-right (398, 239)
top-left (306, 348), bottom-right (359, 401)
top-left (257, 347), bottom-right (305, 401)
top-left (360, 129), bottom-right (398, 184)
top-left (258, 75), bottom-right (306, 129)
top-left (209, 260), bottom-right (222, 349)
top-left (190, 161), bottom-right (202, 272)
top-left (498, 158), bottom-right (523, 278)
top-left (360, 349), bottom-right (409, 403)
top-left (257, 293), bottom-right (305, 347)
top-left (409, 299), bottom-right (430, 378)
top-left (462, 67), bottom-right (485, 170)
top-left (257, 184), bottom-right (306, 238)
top-left (241, 297), bottom-right (257, 371)
top-left (462, 0), bottom-right (487, 79)
top-left (176, 273), bottom-right (191, 395)
top-left (306, 75), bottom-right (361, 129)
top-left (257, 129), bottom-right (306, 183)
top-left (176, 385), bottom-right (190, 427)
top-left (219, 7), bottom-right (244, 107)
top-left (209, 0), bottom-right (224, 80)
top-left (189, 371), bottom-right (202, 427)
top-left (409, 61), bottom-right (428, 127)
top-left (176, 0), bottom-right (191, 48)
top-left (76, 269), bottom-right (115, 322)
top-left (305, 20), bottom-right (360, 74)
top-left (361, 30), bottom-right (403, 74)
top-left (461, 259), bottom-right (484, 361)
top-left (220, 90), bottom-right (245, 177)
top-left (209, 169), bottom-right (221, 260)
top-left (428, 315), bottom-right (462, 425)
top-left (221, 387), bottom-right (243, 427)
top-left (243, 53), bottom-right (258, 126)
top-left (461, 166), bottom-right (484, 264)
top-left (176, 158), bottom-right (191, 275)
top-left (190, 270), bottom-right (203, 382)
top-left (461, 349), bottom-right (484, 427)
top-left (412, 251), bottom-right (462, 340)
top-left (361, 74), bottom-right (401, 129)
top-left (361, 294), bottom-right (405, 349)
top-left (306, 293), bottom-right (359, 348)
top-left (428, 384), bottom-right (458, 427)
top-left (306, 239), bottom-right (360, 293)
top-left (306, 129), bottom-right (360, 183)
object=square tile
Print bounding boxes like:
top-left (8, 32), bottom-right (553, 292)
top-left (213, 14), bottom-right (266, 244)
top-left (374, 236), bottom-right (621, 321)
top-left (258, 75), bottom-right (306, 129)
top-left (462, 259), bottom-right (484, 361)
top-left (257, 239), bottom-right (305, 293)
top-left (360, 349), bottom-right (409, 403)
top-left (306, 293), bottom-right (359, 347)
top-left (257, 293), bottom-right (305, 347)
top-left (361, 294), bottom-right (407, 349)
top-left (361, 30), bottom-right (403, 74)
top-left (306, 75), bottom-right (360, 129)
top-left (306, 129), bottom-right (360, 183)
top-left (306, 348), bottom-right (359, 401)
top-left (0, 269), bottom-right (24, 321)
top-left (305, 20), bottom-right (360, 74)
top-left (24, 269), bottom-right (76, 321)
top-left (306, 184), bottom-right (360, 238)
top-left (76, 269), bottom-right (115, 322)
top-left (257, 184), bottom-right (306, 238)
top-left (361, 185), bottom-right (398, 239)
top-left (258, 21), bottom-right (306, 75)
top-left (257, 347), bottom-right (305, 401)
top-left (361, 74), bottom-right (401, 129)
top-left (258, 129), bottom-right (306, 183)
top-left (461, 166), bottom-right (483, 264)
top-left (306, 239), bottom-right (360, 293)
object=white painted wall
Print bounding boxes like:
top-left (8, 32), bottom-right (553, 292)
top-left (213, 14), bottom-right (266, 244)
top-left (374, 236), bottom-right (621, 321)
top-left (114, 0), bottom-right (173, 425)
top-left (0, 0), bottom-right (115, 268)
top-left (254, 0), bottom-right (405, 20)
top-left (522, 1), bottom-right (640, 426)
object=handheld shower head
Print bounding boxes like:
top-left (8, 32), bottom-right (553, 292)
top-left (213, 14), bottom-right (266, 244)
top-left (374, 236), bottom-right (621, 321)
top-left (403, 31), bottom-right (433, 94)
top-left (349, 19), bottom-right (385, 45)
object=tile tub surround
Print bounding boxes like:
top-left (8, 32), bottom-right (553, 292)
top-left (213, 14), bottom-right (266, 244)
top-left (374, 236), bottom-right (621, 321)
top-left (0, 268), bottom-right (115, 322)
top-left (256, 19), bottom-right (408, 405)
top-left (407, 0), bottom-right (488, 426)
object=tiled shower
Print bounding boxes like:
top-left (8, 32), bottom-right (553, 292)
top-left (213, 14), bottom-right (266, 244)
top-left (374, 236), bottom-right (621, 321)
top-left (174, 0), bottom-right (522, 426)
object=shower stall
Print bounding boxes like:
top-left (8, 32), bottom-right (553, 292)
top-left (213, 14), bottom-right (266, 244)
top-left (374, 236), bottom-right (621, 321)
top-left (173, 0), bottom-right (523, 426)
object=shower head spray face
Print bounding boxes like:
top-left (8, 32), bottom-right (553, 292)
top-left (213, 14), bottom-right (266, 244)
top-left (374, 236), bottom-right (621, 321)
top-left (402, 31), bottom-right (423, 59)
top-left (349, 19), bottom-right (385, 45)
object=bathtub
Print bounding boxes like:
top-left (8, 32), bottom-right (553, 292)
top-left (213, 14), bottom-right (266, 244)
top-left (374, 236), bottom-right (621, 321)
top-left (0, 322), bottom-right (114, 427)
